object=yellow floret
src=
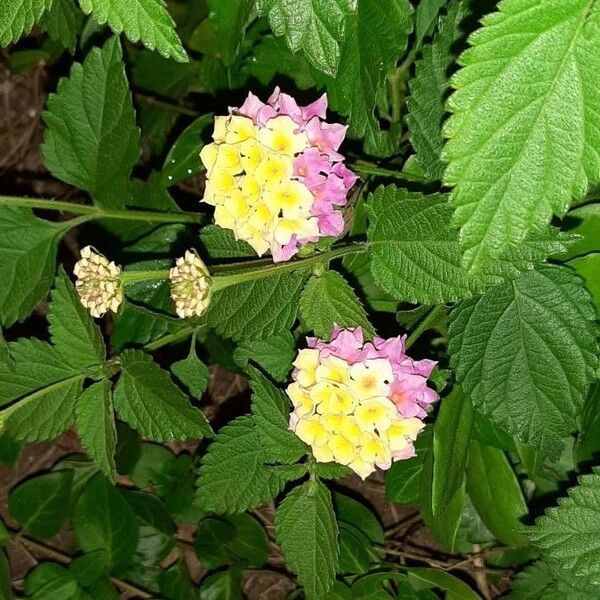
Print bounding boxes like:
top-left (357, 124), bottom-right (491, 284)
top-left (209, 169), bottom-right (238, 194)
top-left (328, 434), bottom-right (356, 465)
top-left (258, 116), bottom-right (309, 156)
top-left (312, 442), bottom-right (334, 463)
top-left (247, 203), bottom-right (276, 232)
top-left (349, 359), bottom-right (393, 401)
top-left (213, 205), bottom-right (237, 230)
top-left (212, 116), bottom-right (227, 141)
top-left (320, 414), bottom-right (345, 433)
top-left (199, 143), bottom-right (218, 174)
top-left (386, 418), bottom-right (425, 450)
top-left (354, 397), bottom-right (397, 433)
top-left (227, 191), bottom-right (251, 219)
top-left (239, 140), bottom-right (265, 172)
top-left (215, 143), bottom-right (243, 174)
top-left (254, 154), bottom-right (293, 189)
top-left (315, 355), bottom-right (351, 386)
top-left (239, 175), bottom-right (262, 202)
top-left (287, 382), bottom-right (314, 417)
top-left (295, 417), bottom-right (328, 446)
top-left (235, 222), bottom-right (270, 256)
top-left (293, 349), bottom-right (320, 387)
top-left (339, 416), bottom-right (364, 444)
top-left (224, 115), bottom-right (256, 143)
top-left (312, 382), bottom-right (357, 416)
top-left (264, 180), bottom-right (314, 219)
top-left (348, 458), bottom-right (376, 480)
top-left (359, 433), bottom-right (392, 467)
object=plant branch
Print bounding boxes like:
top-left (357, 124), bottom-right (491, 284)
top-left (405, 304), bottom-right (446, 350)
top-left (0, 195), bottom-right (204, 224)
top-left (143, 326), bottom-right (197, 352)
top-left (134, 92), bottom-right (200, 117)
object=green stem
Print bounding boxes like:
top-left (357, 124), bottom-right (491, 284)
top-left (143, 327), bottom-right (196, 352)
top-left (351, 164), bottom-right (428, 183)
top-left (0, 195), bottom-right (204, 224)
top-left (122, 269), bottom-right (169, 284)
top-left (405, 305), bottom-right (446, 350)
top-left (211, 243), bottom-right (368, 291)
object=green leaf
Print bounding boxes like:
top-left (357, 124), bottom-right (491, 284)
top-left (449, 265), bottom-right (599, 450)
top-left (248, 366), bottom-right (307, 464)
top-left (443, 0), bottom-right (600, 274)
top-left (40, 0), bottom-right (84, 53)
top-left (160, 113), bottom-right (212, 186)
top-left (234, 333), bottom-right (296, 382)
top-left (0, 207), bottom-right (64, 326)
top-left (0, 0), bottom-right (53, 46)
top-left (466, 441), bottom-right (527, 546)
top-left (561, 203), bottom-right (600, 260)
top-left (257, 0), bottom-right (355, 76)
top-left (408, 0), bottom-right (468, 180)
top-left (74, 473), bottom-right (139, 569)
top-left (206, 0), bottom-right (254, 66)
top-left (414, 0), bottom-right (449, 47)
top-left (275, 480), bottom-right (339, 600)
top-left (114, 350), bottom-right (212, 442)
top-left (300, 271), bottom-right (374, 339)
top-left (199, 225), bottom-right (255, 260)
top-left (76, 380), bottom-right (117, 482)
top-left (315, 0), bottom-right (413, 155)
top-left (159, 562), bottom-right (197, 600)
top-left (170, 346), bottom-right (209, 399)
top-left (368, 187), bottom-right (472, 303)
top-left (69, 550), bottom-right (109, 587)
top-left (333, 492), bottom-right (384, 544)
top-left (199, 568), bottom-right (243, 600)
top-left (385, 429), bottom-right (431, 505)
top-left (206, 271), bottom-right (307, 341)
top-left (42, 37), bottom-right (140, 208)
top-left (49, 269), bottom-right (106, 372)
top-left (431, 387), bottom-right (472, 515)
top-left (407, 568), bottom-right (481, 600)
top-left (570, 254), bottom-right (600, 312)
top-left (196, 416), bottom-right (305, 513)
top-left (9, 470), bottom-right (74, 538)
top-left (25, 564), bottom-right (80, 600)
top-left (531, 468), bottom-right (600, 586)
top-left (78, 0), bottom-right (187, 61)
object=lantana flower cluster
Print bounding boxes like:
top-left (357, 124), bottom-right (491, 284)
top-left (200, 88), bottom-right (358, 262)
top-left (287, 327), bottom-right (438, 480)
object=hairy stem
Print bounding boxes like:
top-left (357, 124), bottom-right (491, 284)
top-left (0, 195), bottom-right (204, 224)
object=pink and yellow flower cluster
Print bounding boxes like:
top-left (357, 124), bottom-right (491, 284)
top-left (287, 327), bottom-right (438, 479)
top-left (200, 88), bottom-right (357, 262)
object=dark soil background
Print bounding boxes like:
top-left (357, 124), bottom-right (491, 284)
top-left (0, 59), bottom-right (510, 599)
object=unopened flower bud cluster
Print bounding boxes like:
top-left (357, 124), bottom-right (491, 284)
top-left (200, 88), bottom-right (358, 262)
top-left (287, 327), bottom-right (438, 480)
top-left (169, 250), bottom-right (212, 318)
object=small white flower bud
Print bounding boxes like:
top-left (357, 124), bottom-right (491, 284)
top-left (169, 250), bottom-right (212, 318)
top-left (74, 246), bottom-right (123, 318)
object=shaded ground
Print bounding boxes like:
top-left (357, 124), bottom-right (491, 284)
top-left (0, 61), bottom-right (510, 599)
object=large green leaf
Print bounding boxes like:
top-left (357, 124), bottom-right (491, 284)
top-left (206, 270), bottom-right (307, 341)
top-left (40, 0), bottom-right (84, 53)
top-left (531, 468), bottom-right (600, 587)
top-left (114, 350), bottom-right (212, 442)
top-left (315, 0), bottom-right (413, 155)
top-left (275, 480), bottom-right (339, 600)
top-left (74, 474), bottom-right (139, 569)
top-left (48, 269), bottom-right (106, 372)
top-left (443, 0), bottom-right (600, 274)
top-left (43, 37), bottom-right (140, 208)
top-left (0, 207), bottom-right (65, 326)
top-left (466, 441), bottom-right (527, 546)
top-left (78, 0), bottom-right (187, 61)
top-left (407, 0), bottom-right (468, 180)
top-left (414, 0), bottom-right (449, 47)
top-left (299, 271), bottom-right (374, 339)
top-left (9, 470), bottom-right (74, 538)
top-left (76, 380), bottom-right (117, 482)
top-left (196, 416), bottom-right (305, 514)
top-left (206, 0), bottom-right (254, 67)
top-left (234, 333), bottom-right (296, 382)
top-left (248, 366), bottom-right (307, 464)
top-left (257, 0), bottom-right (355, 76)
top-left (449, 265), bottom-right (598, 450)
top-left (0, 0), bottom-right (53, 46)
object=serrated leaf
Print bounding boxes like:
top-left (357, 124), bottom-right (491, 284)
top-left (408, 0), bottom-right (468, 180)
top-left (300, 271), bottom-right (374, 339)
top-left (199, 225), bottom-right (255, 260)
top-left (206, 270), bottom-right (307, 341)
top-left (443, 0), bottom-right (600, 274)
top-left (114, 350), bottom-right (212, 442)
top-left (42, 37), bottom-right (140, 208)
top-left (78, 0), bottom-right (187, 61)
top-left (40, 0), bottom-right (84, 53)
top-left (314, 0), bottom-right (412, 155)
top-left (49, 269), bottom-right (106, 372)
top-left (196, 416), bottom-right (305, 514)
top-left (0, 207), bottom-right (64, 326)
top-left (0, 0), bottom-right (53, 46)
top-left (275, 480), bottom-right (338, 599)
top-left (248, 366), bottom-right (307, 464)
top-left (9, 470), bottom-right (74, 538)
top-left (257, 0), bottom-right (355, 76)
top-left (531, 469), bottom-right (600, 587)
top-left (170, 346), bottom-right (209, 399)
top-left (414, 0), bottom-right (449, 47)
top-left (234, 333), bottom-right (296, 382)
top-left (76, 380), bottom-right (117, 482)
top-left (449, 265), bottom-right (598, 450)
top-left (160, 113), bottom-right (212, 186)
top-left (74, 473), bottom-right (139, 569)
